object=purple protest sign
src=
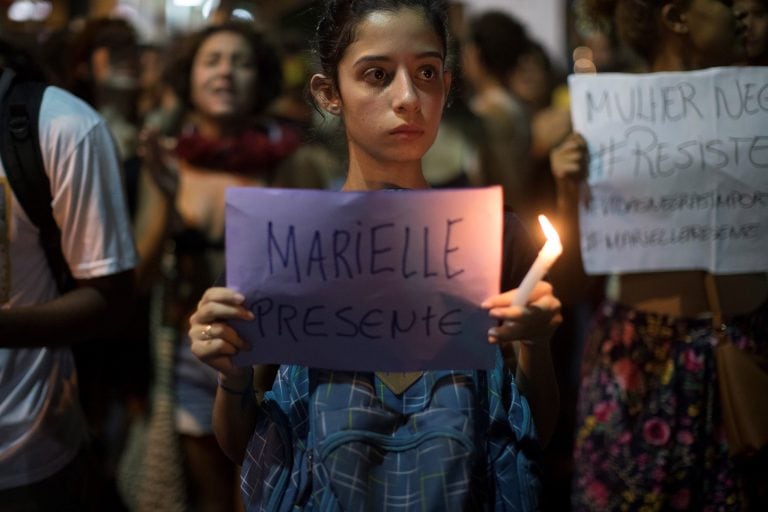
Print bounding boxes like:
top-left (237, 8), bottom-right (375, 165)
top-left (226, 187), bottom-right (502, 371)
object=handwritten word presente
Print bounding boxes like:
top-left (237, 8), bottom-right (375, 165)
top-left (245, 299), bottom-right (464, 342)
top-left (266, 219), bottom-right (465, 283)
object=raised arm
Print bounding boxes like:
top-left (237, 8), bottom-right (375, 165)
top-left (548, 132), bottom-right (596, 304)
top-left (133, 128), bottom-right (178, 292)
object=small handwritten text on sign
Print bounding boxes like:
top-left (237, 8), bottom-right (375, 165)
top-left (569, 67), bottom-right (768, 274)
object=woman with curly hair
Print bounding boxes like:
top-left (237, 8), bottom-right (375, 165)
top-left (130, 21), bottom-right (300, 511)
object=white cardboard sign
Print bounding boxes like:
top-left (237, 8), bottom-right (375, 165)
top-left (569, 67), bottom-right (768, 274)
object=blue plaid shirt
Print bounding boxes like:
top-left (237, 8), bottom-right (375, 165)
top-left (241, 352), bottom-right (541, 511)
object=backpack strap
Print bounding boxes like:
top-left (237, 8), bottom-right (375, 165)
top-left (0, 68), bottom-right (75, 293)
top-left (0, 69), bottom-right (14, 101)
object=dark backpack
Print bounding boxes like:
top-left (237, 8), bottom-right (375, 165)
top-left (0, 67), bottom-right (75, 293)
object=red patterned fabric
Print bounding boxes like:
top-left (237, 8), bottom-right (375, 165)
top-left (174, 121), bottom-right (301, 175)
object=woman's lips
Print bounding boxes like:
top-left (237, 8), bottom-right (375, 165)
top-left (390, 124), bottom-right (424, 139)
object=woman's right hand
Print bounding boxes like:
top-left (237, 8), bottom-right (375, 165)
top-left (189, 287), bottom-right (255, 376)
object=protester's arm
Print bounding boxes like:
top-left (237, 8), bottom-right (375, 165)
top-left (189, 286), bottom-right (278, 464)
top-left (134, 129), bottom-right (177, 292)
top-left (513, 329), bottom-right (559, 446)
top-left (0, 270), bottom-right (134, 347)
top-left (211, 364), bottom-right (279, 465)
top-left (548, 132), bottom-right (595, 304)
top-left (212, 366), bottom-right (260, 465)
top-left (482, 281), bottom-right (562, 445)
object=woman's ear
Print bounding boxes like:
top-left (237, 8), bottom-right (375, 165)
top-left (310, 74), bottom-right (341, 115)
top-left (660, 2), bottom-right (689, 35)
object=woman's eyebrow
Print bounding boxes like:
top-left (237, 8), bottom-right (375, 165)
top-left (353, 50), bottom-right (444, 66)
top-left (415, 50), bottom-right (444, 61)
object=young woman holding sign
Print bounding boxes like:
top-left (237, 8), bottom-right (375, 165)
top-left (551, 0), bottom-right (768, 510)
top-left (188, 0), bottom-right (562, 509)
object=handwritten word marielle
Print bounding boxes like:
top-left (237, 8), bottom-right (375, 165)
top-left (263, 219), bottom-right (466, 283)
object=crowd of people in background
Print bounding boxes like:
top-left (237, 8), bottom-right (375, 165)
top-left (0, 0), bottom-right (766, 510)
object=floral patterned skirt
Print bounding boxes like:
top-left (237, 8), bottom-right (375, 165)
top-left (571, 300), bottom-right (767, 511)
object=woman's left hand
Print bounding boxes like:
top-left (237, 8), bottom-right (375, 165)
top-left (482, 281), bottom-right (562, 365)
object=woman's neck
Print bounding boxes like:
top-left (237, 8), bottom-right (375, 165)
top-left (191, 114), bottom-right (249, 140)
top-left (651, 35), bottom-right (716, 72)
top-left (342, 151), bottom-right (429, 191)
top-left (651, 46), bottom-right (691, 72)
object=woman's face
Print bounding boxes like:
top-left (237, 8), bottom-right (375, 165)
top-left (190, 31), bottom-right (257, 122)
top-left (333, 7), bottom-right (451, 167)
top-left (683, 0), bottom-right (747, 67)
top-left (509, 52), bottom-right (550, 109)
top-left (734, 0), bottom-right (768, 59)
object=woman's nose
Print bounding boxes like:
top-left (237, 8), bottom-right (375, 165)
top-left (216, 57), bottom-right (234, 75)
top-left (392, 69), bottom-right (419, 112)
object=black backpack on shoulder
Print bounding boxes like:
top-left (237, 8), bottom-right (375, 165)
top-left (0, 67), bottom-right (75, 294)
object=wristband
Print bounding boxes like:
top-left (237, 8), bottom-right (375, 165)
top-left (217, 372), bottom-right (252, 395)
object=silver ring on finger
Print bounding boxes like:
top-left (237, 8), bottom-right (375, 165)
top-left (201, 324), bottom-right (214, 340)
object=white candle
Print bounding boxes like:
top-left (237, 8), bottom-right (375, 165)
top-left (511, 215), bottom-right (563, 307)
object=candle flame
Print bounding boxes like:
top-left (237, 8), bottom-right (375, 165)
top-left (538, 215), bottom-right (560, 245)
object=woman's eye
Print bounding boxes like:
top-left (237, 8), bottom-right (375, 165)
top-left (364, 68), bottom-right (388, 83)
top-left (232, 52), bottom-right (255, 68)
top-left (234, 58), bottom-right (255, 70)
top-left (420, 66), bottom-right (437, 80)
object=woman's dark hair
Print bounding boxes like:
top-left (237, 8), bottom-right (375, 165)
top-left (69, 17), bottom-right (138, 68)
top-left (516, 39), bottom-right (560, 107)
top-left (466, 10), bottom-right (529, 84)
top-left (313, 0), bottom-right (451, 87)
top-left (166, 22), bottom-right (282, 116)
top-left (67, 17), bottom-right (139, 105)
top-left (582, 0), bottom-right (692, 63)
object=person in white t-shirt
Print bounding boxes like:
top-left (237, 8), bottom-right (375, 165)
top-left (0, 58), bottom-right (137, 509)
